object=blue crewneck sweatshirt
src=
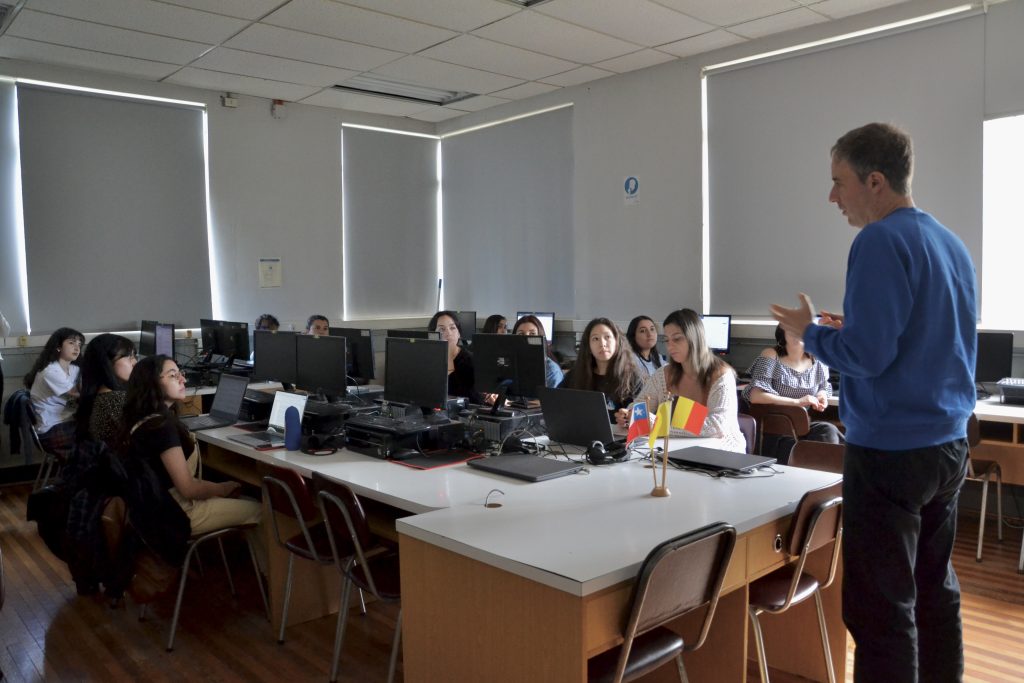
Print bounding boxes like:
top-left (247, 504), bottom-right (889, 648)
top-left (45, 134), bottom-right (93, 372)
top-left (803, 207), bottom-right (976, 450)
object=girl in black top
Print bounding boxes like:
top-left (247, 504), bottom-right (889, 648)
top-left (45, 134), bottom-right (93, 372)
top-left (76, 333), bottom-right (136, 447)
top-left (560, 318), bottom-right (641, 422)
top-left (429, 310), bottom-right (477, 400)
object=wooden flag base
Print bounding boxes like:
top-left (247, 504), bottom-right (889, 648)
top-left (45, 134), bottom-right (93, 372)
top-left (650, 486), bottom-right (671, 497)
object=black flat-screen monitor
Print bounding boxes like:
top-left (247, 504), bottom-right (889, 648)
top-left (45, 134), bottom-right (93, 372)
top-left (200, 318), bottom-right (250, 360)
top-left (454, 311), bottom-right (477, 341)
top-left (384, 337), bottom-right (448, 414)
top-left (700, 314), bottom-right (731, 355)
top-left (297, 334), bottom-right (347, 396)
top-left (330, 327), bottom-right (376, 384)
top-left (472, 333), bottom-right (547, 399)
top-left (252, 330), bottom-right (298, 384)
top-left (515, 311), bottom-right (554, 343)
top-left (155, 323), bottom-right (175, 357)
top-left (387, 329), bottom-right (440, 340)
top-left (139, 320), bottom-right (158, 356)
top-left (976, 331), bottom-right (1013, 383)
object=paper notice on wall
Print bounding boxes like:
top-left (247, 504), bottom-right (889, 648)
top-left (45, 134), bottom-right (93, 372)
top-left (259, 257), bottom-right (282, 288)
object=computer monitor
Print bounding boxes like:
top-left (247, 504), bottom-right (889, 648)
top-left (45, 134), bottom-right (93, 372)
top-left (296, 334), bottom-right (347, 397)
top-left (386, 329), bottom-right (441, 340)
top-left (330, 327), bottom-right (376, 384)
top-left (700, 314), bottom-right (731, 355)
top-left (976, 331), bottom-right (1013, 384)
top-left (515, 312), bottom-right (555, 343)
top-left (453, 311), bottom-right (477, 342)
top-left (252, 330), bottom-right (298, 385)
top-left (139, 320), bottom-right (158, 356)
top-left (155, 323), bottom-right (175, 357)
top-left (200, 319), bottom-right (250, 361)
top-left (384, 337), bottom-right (448, 415)
top-left (472, 333), bottom-right (547, 400)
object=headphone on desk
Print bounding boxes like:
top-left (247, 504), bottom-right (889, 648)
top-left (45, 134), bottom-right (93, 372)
top-left (302, 433), bottom-right (339, 456)
top-left (586, 441), bottom-right (629, 466)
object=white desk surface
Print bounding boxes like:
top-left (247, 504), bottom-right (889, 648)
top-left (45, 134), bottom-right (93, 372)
top-left (186, 380), bottom-right (280, 397)
top-left (827, 393), bottom-right (1024, 424)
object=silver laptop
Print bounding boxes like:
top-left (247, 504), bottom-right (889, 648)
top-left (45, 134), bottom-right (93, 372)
top-left (180, 373), bottom-right (248, 432)
top-left (667, 446), bottom-right (776, 474)
top-left (229, 391), bottom-right (308, 448)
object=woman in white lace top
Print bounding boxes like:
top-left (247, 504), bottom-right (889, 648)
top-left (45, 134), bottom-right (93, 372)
top-left (635, 309), bottom-right (745, 453)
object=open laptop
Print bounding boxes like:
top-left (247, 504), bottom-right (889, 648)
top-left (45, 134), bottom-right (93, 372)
top-left (229, 391), bottom-right (308, 448)
top-left (467, 455), bottom-right (584, 482)
top-left (667, 446), bottom-right (776, 474)
top-left (536, 386), bottom-right (624, 449)
top-left (180, 373), bottom-right (249, 432)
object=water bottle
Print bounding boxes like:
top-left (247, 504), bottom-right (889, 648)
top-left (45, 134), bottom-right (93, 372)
top-left (284, 406), bottom-right (301, 451)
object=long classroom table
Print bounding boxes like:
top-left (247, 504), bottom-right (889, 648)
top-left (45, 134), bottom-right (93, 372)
top-left (196, 427), bottom-right (844, 682)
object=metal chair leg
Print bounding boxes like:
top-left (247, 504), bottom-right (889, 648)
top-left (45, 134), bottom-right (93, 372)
top-left (358, 588), bottom-right (367, 614)
top-left (978, 475), bottom-right (990, 561)
top-left (247, 538), bottom-right (270, 621)
top-left (217, 538), bottom-right (236, 596)
top-left (387, 608), bottom-right (402, 683)
top-left (278, 554), bottom-right (295, 644)
top-left (813, 591), bottom-right (837, 683)
top-left (167, 542), bottom-right (200, 651)
top-left (676, 653), bottom-right (690, 683)
top-left (330, 574), bottom-right (355, 683)
top-left (996, 467), bottom-right (1004, 543)
top-left (748, 607), bottom-right (770, 683)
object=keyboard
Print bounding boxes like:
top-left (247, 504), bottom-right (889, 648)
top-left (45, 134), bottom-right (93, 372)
top-left (345, 413), bottom-right (429, 436)
top-left (244, 389), bottom-right (275, 404)
top-left (181, 414), bottom-right (228, 431)
top-left (997, 378), bottom-right (1024, 386)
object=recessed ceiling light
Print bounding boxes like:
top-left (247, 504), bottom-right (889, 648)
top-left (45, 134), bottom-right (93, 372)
top-left (332, 74), bottom-right (474, 107)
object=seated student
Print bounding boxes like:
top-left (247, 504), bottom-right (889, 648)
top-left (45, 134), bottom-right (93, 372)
top-left (428, 310), bottom-right (476, 400)
top-left (742, 324), bottom-right (843, 463)
top-left (305, 315), bottom-right (329, 336)
top-left (636, 309), bottom-right (745, 453)
top-left (512, 315), bottom-right (563, 388)
top-left (25, 327), bottom-right (85, 459)
top-left (482, 314), bottom-right (508, 335)
top-left (119, 355), bottom-right (260, 536)
top-left (626, 315), bottom-right (667, 377)
top-left (254, 314), bottom-right (280, 332)
top-left (559, 318), bottom-right (641, 422)
top-left (75, 334), bottom-right (137, 447)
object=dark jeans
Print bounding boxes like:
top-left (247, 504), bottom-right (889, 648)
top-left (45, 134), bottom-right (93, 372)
top-left (843, 440), bottom-right (968, 683)
top-left (764, 421), bottom-right (844, 464)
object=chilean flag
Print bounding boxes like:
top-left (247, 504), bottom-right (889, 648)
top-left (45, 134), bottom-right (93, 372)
top-left (626, 402), bottom-right (651, 444)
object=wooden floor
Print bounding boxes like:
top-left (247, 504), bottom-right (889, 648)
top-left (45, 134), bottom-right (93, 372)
top-left (1, 485), bottom-right (1023, 682)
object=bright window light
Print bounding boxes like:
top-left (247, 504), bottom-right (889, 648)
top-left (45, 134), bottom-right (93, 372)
top-left (981, 114), bottom-right (1024, 330)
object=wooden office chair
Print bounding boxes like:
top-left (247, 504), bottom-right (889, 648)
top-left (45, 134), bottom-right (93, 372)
top-left (737, 413), bottom-right (757, 455)
top-left (787, 441), bottom-right (844, 474)
top-left (747, 481), bottom-right (843, 683)
top-left (313, 472), bottom-right (402, 683)
top-left (746, 404), bottom-right (811, 457)
top-left (965, 414), bottom-right (1003, 562)
top-left (587, 522), bottom-right (737, 683)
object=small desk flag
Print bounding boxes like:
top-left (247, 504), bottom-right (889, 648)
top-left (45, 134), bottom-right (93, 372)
top-left (648, 401), bottom-right (671, 450)
top-left (626, 402), bottom-right (651, 443)
top-left (670, 396), bottom-right (709, 435)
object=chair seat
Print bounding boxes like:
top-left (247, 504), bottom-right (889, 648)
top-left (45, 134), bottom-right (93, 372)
top-left (749, 564), bottom-right (820, 611)
top-left (350, 551), bottom-right (401, 599)
top-left (587, 626), bottom-right (684, 683)
top-left (284, 521), bottom-right (349, 563)
top-left (970, 458), bottom-right (1000, 478)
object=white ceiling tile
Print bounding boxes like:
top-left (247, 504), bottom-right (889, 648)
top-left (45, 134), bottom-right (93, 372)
top-left (420, 35), bottom-right (576, 81)
top-left (473, 11), bottom-right (639, 63)
top-left (490, 81), bottom-right (561, 100)
top-left (729, 7), bottom-right (827, 39)
top-left (301, 88), bottom-right (431, 115)
top-left (339, 0), bottom-right (519, 32)
top-left (408, 107), bottom-right (466, 122)
top-left (0, 36), bottom-right (180, 80)
top-left (264, 0), bottom-right (457, 53)
top-left (192, 48), bottom-right (359, 87)
top-left (226, 24), bottom-right (402, 72)
top-left (372, 56), bottom-right (522, 96)
top-left (540, 65), bottom-right (614, 88)
top-left (26, 0), bottom-right (247, 44)
top-left (595, 48), bottom-right (676, 73)
top-left (810, 0), bottom-right (906, 19)
top-left (8, 10), bottom-right (211, 64)
top-left (167, 67), bottom-right (321, 101)
top-left (658, 29), bottom-right (745, 58)
top-left (652, 0), bottom-right (801, 27)
top-left (445, 94), bottom-right (511, 112)
top-left (154, 0), bottom-right (285, 21)
top-left (536, 0), bottom-right (714, 47)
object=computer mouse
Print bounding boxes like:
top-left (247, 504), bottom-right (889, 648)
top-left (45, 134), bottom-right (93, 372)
top-left (389, 448), bottom-right (419, 461)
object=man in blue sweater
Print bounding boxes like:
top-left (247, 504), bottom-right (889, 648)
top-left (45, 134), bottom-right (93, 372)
top-left (771, 122), bottom-right (976, 683)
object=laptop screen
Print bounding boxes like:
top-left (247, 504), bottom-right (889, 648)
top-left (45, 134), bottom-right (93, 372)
top-left (268, 391), bottom-right (308, 430)
top-left (209, 373), bottom-right (248, 417)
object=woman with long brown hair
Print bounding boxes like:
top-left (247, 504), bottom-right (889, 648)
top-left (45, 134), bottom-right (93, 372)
top-left (560, 318), bottom-right (641, 421)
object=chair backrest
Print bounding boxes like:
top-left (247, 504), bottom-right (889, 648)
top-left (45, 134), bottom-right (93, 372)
top-left (261, 465), bottom-right (323, 557)
top-left (777, 481), bottom-right (843, 610)
top-left (787, 441), bottom-right (844, 474)
top-left (312, 472), bottom-right (377, 594)
top-left (613, 523), bottom-right (736, 681)
top-left (737, 413), bottom-right (757, 454)
top-left (747, 403), bottom-right (811, 440)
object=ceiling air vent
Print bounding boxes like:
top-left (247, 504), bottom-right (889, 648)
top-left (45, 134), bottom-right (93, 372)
top-left (332, 74), bottom-right (474, 107)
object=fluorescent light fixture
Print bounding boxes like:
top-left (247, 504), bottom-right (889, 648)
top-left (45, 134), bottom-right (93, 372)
top-left (441, 102), bottom-right (572, 139)
top-left (341, 122), bottom-right (438, 140)
top-left (700, 75), bottom-right (710, 315)
top-left (436, 140), bottom-right (444, 311)
top-left (703, 4), bottom-right (976, 74)
top-left (15, 78), bottom-right (204, 108)
top-left (8, 82), bottom-right (29, 333)
top-left (334, 74), bottom-right (474, 107)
